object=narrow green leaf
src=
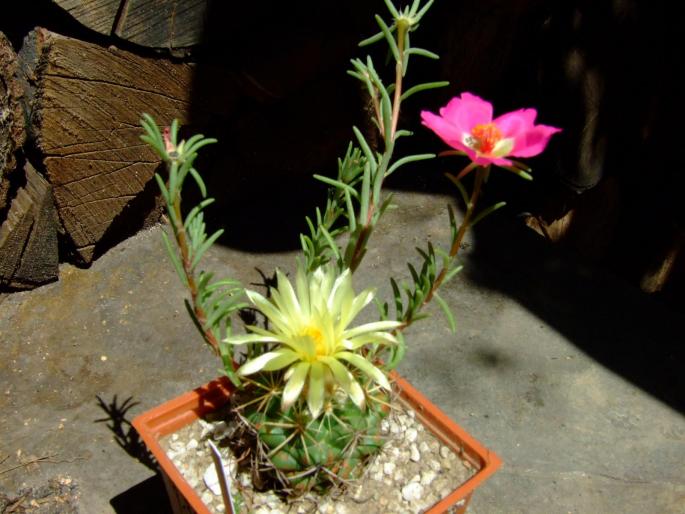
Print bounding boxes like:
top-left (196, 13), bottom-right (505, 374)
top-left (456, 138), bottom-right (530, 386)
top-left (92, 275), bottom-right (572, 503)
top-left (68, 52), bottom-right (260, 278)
top-left (167, 161), bottom-right (179, 201)
top-left (352, 127), bottom-right (377, 174)
top-left (305, 216), bottom-right (316, 238)
top-left (406, 47), bottom-right (439, 59)
top-left (379, 191), bottom-right (395, 216)
top-left (407, 262), bottom-right (420, 284)
top-left (410, 0), bottom-right (422, 16)
top-left (140, 135), bottom-right (165, 159)
top-left (359, 161), bottom-right (371, 223)
top-left (400, 81), bottom-right (449, 101)
top-left (300, 234), bottom-right (313, 255)
top-left (509, 159), bottom-right (532, 172)
top-left (443, 264), bottom-right (464, 285)
top-left (162, 231), bottom-right (188, 287)
top-left (433, 292), bottom-right (457, 333)
top-left (414, 288), bottom-right (425, 306)
top-left (445, 173), bottom-right (470, 207)
top-left (344, 189), bottom-right (357, 232)
top-left (191, 228), bottom-right (224, 271)
top-left (320, 226), bottom-right (341, 261)
top-left (197, 271), bottom-right (213, 292)
top-left (471, 201), bottom-right (507, 227)
top-left (383, 0), bottom-right (400, 18)
top-left (415, 246), bottom-right (429, 262)
top-left (184, 198), bottom-right (215, 230)
top-left (390, 277), bottom-right (403, 317)
top-left (185, 138), bottom-right (217, 156)
top-left (206, 303), bottom-right (233, 329)
top-left (503, 166), bottom-right (533, 181)
top-left (184, 298), bottom-right (208, 341)
top-left (176, 159), bottom-right (193, 190)
top-left (140, 114), bottom-right (164, 149)
top-left (183, 134), bottom-right (204, 152)
top-left (349, 58), bottom-right (367, 75)
top-left (375, 15), bottom-right (400, 61)
top-left (385, 331), bottom-right (406, 370)
top-left (204, 279), bottom-right (242, 293)
top-left (447, 204), bottom-right (458, 243)
top-left (402, 31), bottom-right (411, 77)
top-left (380, 88), bottom-right (393, 146)
top-left (415, 0), bottom-right (435, 21)
top-left (372, 154), bottom-right (388, 206)
top-left (205, 288), bottom-right (237, 314)
top-left (359, 31), bottom-right (385, 47)
top-left (154, 173), bottom-right (171, 206)
top-left (170, 119), bottom-right (179, 146)
top-left (219, 342), bottom-right (241, 387)
top-left (386, 153), bottom-right (435, 176)
top-left (313, 174), bottom-right (359, 198)
top-left (189, 168), bottom-right (207, 197)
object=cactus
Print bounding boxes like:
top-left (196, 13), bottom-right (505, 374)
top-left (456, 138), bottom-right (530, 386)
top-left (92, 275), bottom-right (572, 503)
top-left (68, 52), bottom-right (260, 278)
top-left (238, 376), bottom-right (390, 493)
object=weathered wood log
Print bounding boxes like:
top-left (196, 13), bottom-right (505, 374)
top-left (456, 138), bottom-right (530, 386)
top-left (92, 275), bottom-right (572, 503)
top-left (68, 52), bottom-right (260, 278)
top-left (1, 32), bottom-right (26, 213)
top-left (0, 162), bottom-right (59, 288)
top-left (18, 27), bottom-right (196, 263)
top-left (52, 0), bottom-right (209, 49)
top-left (19, 29), bottom-right (200, 263)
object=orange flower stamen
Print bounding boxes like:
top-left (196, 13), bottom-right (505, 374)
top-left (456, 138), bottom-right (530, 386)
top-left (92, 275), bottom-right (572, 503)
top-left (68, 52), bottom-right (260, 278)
top-left (471, 123), bottom-right (502, 154)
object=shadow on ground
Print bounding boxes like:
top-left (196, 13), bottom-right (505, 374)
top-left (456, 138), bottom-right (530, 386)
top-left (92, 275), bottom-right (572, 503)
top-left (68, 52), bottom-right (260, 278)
top-left (110, 475), bottom-right (171, 514)
top-left (468, 214), bottom-right (684, 413)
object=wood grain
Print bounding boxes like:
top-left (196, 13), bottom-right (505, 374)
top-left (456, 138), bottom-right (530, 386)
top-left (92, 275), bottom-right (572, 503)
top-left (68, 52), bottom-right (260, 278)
top-left (51, 0), bottom-right (121, 36)
top-left (0, 162), bottom-right (58, 288)
top-left (19, 28), bottom-right (195, 263)
top-left (52, 0), bottom-right (209, 49)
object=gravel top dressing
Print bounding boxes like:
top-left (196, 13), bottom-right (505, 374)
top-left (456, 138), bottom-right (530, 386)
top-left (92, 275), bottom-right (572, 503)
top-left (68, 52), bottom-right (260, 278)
top-left (162, 401), bottom-right (474, 514)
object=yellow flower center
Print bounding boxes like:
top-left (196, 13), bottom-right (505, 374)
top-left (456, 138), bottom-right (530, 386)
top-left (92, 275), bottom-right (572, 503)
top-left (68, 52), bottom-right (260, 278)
top-left (471, 123), bottom-right (502, 154)
top-left (303, 326), bottom-right (327, 356)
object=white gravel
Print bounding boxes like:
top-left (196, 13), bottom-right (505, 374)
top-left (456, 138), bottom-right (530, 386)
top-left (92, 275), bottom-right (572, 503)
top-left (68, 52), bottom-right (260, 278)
top-left (161, 401), bottom-right (474, 513)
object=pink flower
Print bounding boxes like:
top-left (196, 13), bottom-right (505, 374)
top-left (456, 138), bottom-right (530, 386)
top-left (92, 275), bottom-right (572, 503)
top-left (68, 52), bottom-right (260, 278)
top-left (421, 92), bottom-right (561, 167)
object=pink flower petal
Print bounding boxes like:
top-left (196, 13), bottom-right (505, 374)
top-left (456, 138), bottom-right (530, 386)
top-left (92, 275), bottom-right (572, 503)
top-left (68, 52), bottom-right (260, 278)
top-left (493, 109), bottom-right (537, 140)
top-left (462, 146), bottom-right (479, 163)
top-left (509, 124), bottom-right (562, 158)
top-left (421, 111), bottom-right (470, 153)
top-left (440, 92), bottom-right (493, 132)
top-left (423, 92), bottom-right (561, 166)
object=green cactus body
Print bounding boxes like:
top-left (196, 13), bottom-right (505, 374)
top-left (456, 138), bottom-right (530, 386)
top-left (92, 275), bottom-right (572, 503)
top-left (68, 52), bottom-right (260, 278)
top-left (243, 386), bottom-right (390, 494)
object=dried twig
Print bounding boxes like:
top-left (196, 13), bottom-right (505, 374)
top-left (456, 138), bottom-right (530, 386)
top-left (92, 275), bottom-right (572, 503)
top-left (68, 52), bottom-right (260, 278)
top-left (0, 452), bottom-right (88, 476)
top-left (0, 453), bottom-right (56, 475)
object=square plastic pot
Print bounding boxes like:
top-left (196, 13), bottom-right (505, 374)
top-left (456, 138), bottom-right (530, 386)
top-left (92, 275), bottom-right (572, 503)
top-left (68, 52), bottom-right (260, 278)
top-left (133, 374), bottom-right (501, 514)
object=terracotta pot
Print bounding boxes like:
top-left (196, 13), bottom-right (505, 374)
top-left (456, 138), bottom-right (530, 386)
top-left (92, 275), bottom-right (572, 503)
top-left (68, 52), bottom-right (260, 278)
top-left (133, 374), bottom-right (501, 514)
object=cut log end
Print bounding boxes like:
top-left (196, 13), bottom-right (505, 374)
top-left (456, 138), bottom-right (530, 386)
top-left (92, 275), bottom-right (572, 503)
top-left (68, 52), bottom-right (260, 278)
top-left (19, 27), bottom-right (194, 264)
top-left (0, 162), bottom-right (59, 289)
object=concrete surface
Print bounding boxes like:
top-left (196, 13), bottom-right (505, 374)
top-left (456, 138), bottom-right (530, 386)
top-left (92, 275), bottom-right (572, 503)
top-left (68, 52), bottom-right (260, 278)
top-left (1, 189), bottom-right (684, 513)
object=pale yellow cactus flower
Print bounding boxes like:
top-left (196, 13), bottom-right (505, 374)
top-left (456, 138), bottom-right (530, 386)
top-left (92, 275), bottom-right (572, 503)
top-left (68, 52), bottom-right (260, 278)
top-left (224, 265), bottom-right (401, 418)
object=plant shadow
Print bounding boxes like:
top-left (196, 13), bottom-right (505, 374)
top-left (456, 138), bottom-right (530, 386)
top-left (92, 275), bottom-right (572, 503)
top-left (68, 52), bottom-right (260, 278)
top-left (95, 394), bottom-right (157, 471)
